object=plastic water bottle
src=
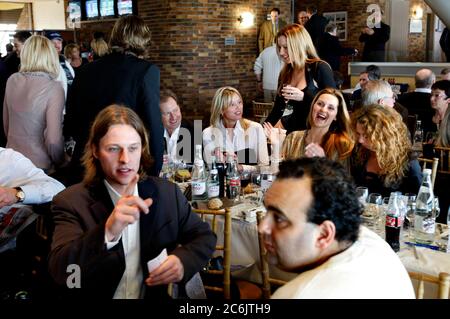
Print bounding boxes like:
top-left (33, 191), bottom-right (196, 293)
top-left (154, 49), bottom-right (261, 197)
top-left (414, 169), bottom-right (435, 244)
top-left (191, 145), bottom-right (207, 201)
top-left (207, 156), bottom-right (220, 199)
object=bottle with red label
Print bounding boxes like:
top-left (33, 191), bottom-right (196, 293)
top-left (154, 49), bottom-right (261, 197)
top-left (226, 155), bottom-right (240, 200)
top-left (385, 192), bottom-right (403, 252)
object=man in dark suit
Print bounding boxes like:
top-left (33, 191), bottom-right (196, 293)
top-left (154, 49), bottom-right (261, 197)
top-left (359, 10), bottom-right (390, 62)
top-left (49, 105), bottom-right (216, 299)
top-left (316, 23), bottom-right (357, 71)
top-left (397, 69), bottom-right (437, 136)
top-left (304, 5), bottom-right (328, 46)
top-left (160, 89), bottom-right (196, 164)
top-left (64, 15), bottom-right (164, 184)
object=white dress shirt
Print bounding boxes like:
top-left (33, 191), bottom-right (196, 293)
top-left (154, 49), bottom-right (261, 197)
top-left (104, 180), bottom-right (143, 299)
top-left (202, 120), bottom-right (269, 172)
top-left (0, 147), bottom-right (65, 204)
top-left (164, 126), bottom-right (180, 163)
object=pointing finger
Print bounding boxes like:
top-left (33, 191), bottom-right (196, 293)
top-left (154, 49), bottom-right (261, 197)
top-left (124, 174), bottom-right (139, 196)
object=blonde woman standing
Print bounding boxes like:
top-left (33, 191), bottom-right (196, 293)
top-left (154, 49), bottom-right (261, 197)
top-left (203, 87), bottom-right (269, 172)
top-left (3, 35), bottom-right (65, 173)
top-left (265, 24), bottom-right (335, 133)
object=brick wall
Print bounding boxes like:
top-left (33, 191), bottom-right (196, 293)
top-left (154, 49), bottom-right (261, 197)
top-left (68, 0), bottom-right (292, 122)
top-left (140, 0), bottom-right (292, 122)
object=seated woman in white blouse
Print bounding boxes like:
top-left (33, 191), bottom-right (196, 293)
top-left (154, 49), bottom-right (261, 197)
top-left (203, 86), bottom-right (269, 172)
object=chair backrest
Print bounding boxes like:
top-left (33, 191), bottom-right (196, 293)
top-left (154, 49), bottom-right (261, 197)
top-left (417, 157), bottom-right (439, 188)
top-left (408, 271), bottom-right (450, 299)
top-left (251, 101), bottom-right (274, 124)
top-left (192, 207), bottom-right (231, 299)
top-left (434, 146), bottom-right (450, 175)
top-left (256, 211), bottom-right (287, 299)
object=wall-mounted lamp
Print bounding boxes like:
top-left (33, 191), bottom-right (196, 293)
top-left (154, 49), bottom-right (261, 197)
top-left (237, 12), bottom-right (254, 28)
top-left (412, 7), bottom-right (423, 19)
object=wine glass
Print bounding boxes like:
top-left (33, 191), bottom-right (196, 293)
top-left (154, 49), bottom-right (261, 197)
top-left (364, 193), bottom-right (382, 231)
top-left (356, 186), bottom-right (369, 206)
top-left (281, 84), bottom-right (293, 117)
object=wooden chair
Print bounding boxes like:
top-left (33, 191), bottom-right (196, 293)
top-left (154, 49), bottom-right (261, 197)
top-left (251, 101), bottom-right (273, 124)
top-left (193, 207), bottom-right (232, 299)
top-left (434, 146), bottom-right (450, 174)
top-left (408, 271), bottom-right (450, 299)
top-left (256, 211), bottom-right (287, 299)
top-left (417, 157), bottom-right (439, 188)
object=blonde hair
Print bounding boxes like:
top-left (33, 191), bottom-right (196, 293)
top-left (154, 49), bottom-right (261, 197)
top-left (210, 86), bottom-right (249, 130)
top-left (109, 15), bottom-right (151, 56)
top-left (19, 35), bottom-right (60, 78)
top-left (276, 24), bottom-right (321, 91)
top-left (352, 105), bottom-right (411, 187)
top-left (307, 88), bottom-right (354, 160)
top-left (64, 43), bottom-right (80, 60)
top-left (82, 105), bottom-right (153, 186)
top-left (90, 38), bottom-right (110, 58)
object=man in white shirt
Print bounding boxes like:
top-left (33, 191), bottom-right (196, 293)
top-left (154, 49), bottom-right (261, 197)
top-left (254, 43), bottom-right (283, 103)
top-left (0, 147), bottom-right (65, 207)
top-left (259, 157), bottom-right (415, 299)
top-left (160, 89), bottom-right (195, 164)
top-left (48, 105), bottom-right (215, 299)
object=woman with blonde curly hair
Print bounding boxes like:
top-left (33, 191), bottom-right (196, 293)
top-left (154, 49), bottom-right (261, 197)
top-left (265, 24), bottom-right (335, 133)
top-left (264, 88), bottom-right (354, 169)
top-left (203, 86), bottom-right (269, 172)
top-left (351, 105), bottom-right (422, 196)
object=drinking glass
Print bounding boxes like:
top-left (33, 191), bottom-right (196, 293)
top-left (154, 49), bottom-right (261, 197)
top-left (434, 197), bottom-right (440, 219)
top-left (363, 193), bottom-right (382, 231)
top-left (281, 84), bottom-right (293, 117)
top-left (356, 187), bottom-right (369, 206)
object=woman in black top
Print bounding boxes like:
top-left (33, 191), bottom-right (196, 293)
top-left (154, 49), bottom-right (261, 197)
top-left (265, 24), bottom-right (336, 134)
top-left (351, 105), bottom-right (422, 197)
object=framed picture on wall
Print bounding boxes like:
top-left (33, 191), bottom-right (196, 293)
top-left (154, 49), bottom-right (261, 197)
top-left (323, 11), bottom-right (347, 41)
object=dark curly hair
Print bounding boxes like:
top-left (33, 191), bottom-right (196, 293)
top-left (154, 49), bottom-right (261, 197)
top-left (277, 157), bottom-right (362, 243)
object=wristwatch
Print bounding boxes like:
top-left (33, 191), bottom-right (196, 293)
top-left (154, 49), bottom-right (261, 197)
top-left (14, 187), bottom-right (25, 203)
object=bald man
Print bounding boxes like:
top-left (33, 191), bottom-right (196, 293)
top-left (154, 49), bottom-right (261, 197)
top-left (397, 68), bottom-right (437, 136)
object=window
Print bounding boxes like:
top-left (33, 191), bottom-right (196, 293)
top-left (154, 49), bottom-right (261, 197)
top-left (323, 11), bottom-right (347, 41)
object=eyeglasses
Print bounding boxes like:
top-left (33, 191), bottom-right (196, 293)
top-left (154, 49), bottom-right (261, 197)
top-left (431, 93), bottom-right (447, 99)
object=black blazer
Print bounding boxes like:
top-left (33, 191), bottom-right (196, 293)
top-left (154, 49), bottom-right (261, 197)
top-left (64, 52), bottom-right (164, 178)
top-left (397, 91), bottom-right (437, 136)
top-left (305, 14), bottom-right (328, 45)
top-left (48, 177), bottom-right (216, 299)
top-left (317, 32), bottom-right (356, 71)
